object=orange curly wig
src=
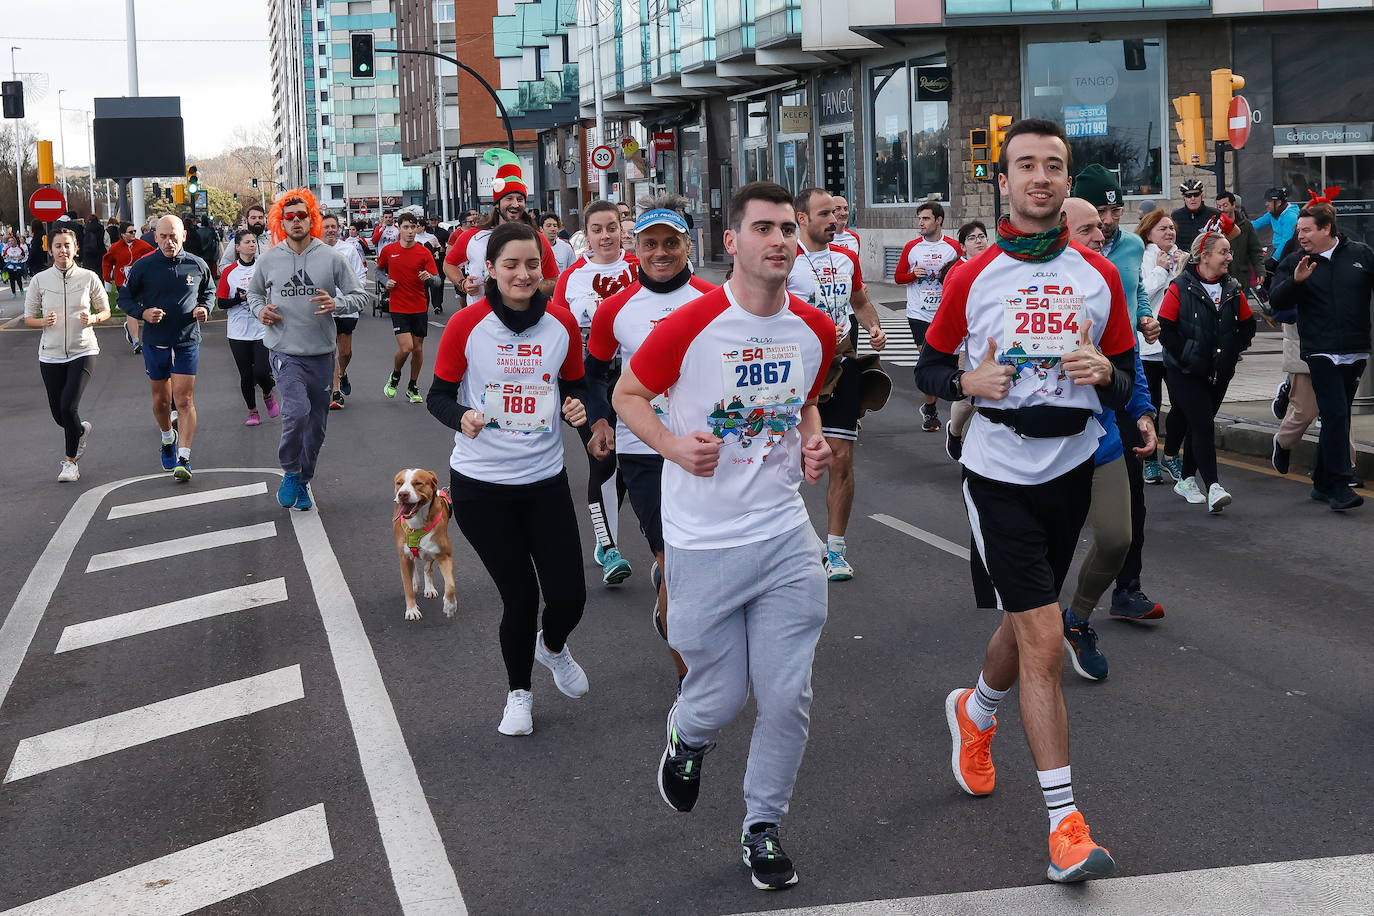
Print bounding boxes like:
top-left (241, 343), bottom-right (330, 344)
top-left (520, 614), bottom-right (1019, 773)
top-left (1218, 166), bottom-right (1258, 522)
top-left (267, 187), bottom-right (324, 246)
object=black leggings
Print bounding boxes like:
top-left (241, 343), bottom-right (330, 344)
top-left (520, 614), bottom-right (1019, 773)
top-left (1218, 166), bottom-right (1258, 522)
top-left (228, 338), bottom-right (274, 410)
top-left (1163, 367), bottom-right (1233, 487)
top-left (40, 356), bottom-right (95, 458)
top-left (450, 469), bottom-right (587, 691)
top-left (5, 266), bottom-right (22, 294)
top-left (576, 422), bottom-right (625, 550)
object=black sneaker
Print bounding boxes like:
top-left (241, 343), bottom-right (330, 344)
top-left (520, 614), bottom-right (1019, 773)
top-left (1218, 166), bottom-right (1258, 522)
top-left (1109, 585), bottom-right (1164, 621)
top-left (741, 823), bottom-right (798, 890)
top-left (1063, 612), bottom-right (1108, 681)
top-left (658, 702), bottom-right (712, 812)
top-left (1329, 487), bottom-right (1365, 512)
top-left (944, 419), bottom-right (962, 460)
top-left (922, 404), bottom-right (940, 432)
top-left (652, 602), bottom-right (667, 641)
top-left (1271, 379), bottom-right (1291, 419)
top-left (1271, 435), bottom-right (1290, 475)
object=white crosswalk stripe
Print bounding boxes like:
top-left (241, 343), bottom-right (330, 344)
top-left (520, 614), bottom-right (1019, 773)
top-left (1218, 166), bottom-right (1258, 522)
top-left (861, 313), bottom-right (922, 368)
top-left (85, 521), bottom-right (277, 572)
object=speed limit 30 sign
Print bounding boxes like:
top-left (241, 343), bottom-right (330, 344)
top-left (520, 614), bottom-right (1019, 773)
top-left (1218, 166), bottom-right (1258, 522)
top-left (591, 145), bottom-right (615, 170)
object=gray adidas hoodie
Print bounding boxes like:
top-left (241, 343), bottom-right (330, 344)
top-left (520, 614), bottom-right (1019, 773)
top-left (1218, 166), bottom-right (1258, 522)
top-left (248, 237), bottom-right (369, 355)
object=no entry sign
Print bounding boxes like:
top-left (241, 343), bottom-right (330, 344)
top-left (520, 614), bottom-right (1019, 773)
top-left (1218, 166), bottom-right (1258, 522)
top-left (1228, 96), bottom-right (1252, 150)
top-left (28, 186), bottom-right (66, 223)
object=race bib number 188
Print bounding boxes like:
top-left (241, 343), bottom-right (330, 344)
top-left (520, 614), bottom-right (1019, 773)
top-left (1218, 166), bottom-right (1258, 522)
top-left (483, 381), bottom-right (556, 432)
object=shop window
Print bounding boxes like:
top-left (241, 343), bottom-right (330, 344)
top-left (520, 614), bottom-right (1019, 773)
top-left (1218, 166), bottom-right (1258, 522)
top-left (1024, 38), bottom-right (1165, 196)
top-left (868, 61), bottom-right (949, 204)
top-left (775, 89), bottom-right (811, 193)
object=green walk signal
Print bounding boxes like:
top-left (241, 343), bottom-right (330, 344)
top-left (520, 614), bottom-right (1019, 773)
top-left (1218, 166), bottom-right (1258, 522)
top-left (972, 162), bottom-right (989, 180)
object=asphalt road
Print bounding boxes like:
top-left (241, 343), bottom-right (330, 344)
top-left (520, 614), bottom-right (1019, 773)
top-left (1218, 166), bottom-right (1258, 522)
top-left (0, 297), bottom-right (1372, 914)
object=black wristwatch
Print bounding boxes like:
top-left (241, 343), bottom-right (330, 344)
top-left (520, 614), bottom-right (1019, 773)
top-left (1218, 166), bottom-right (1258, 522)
top-left (951, 370), bottom-right (966, 400)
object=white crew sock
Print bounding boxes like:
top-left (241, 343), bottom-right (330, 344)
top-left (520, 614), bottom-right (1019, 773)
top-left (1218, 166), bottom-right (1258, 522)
top-left (1039, 765), bottom-right (1078, 831)
top-left (160, 428), bottom-right (175, 444)
top-left (966, 672), bottom-right (1007, 731)
top-left (826, 534), bottom-right (846, 553)
top-left (178, 447), bottom-right (191, 461)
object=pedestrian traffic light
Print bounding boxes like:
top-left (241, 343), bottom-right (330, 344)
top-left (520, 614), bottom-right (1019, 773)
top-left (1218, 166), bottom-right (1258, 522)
top-left (174, 184), bottom-right (185, 204)
top-left (969, 128), bottom-right (990, 181)
top-left (1172, 93), bottom-right (1206, 166)
top-left (1210, 68), bottom-right (1245, 142)
top-left (186, 165), bottom-right (199, 195)
top-left (251, 177), bottom-right (259, 189)
top-left (351, 33), bottom-right (375, 80)
top-left (988, 115), bottom-right (1013, 165)
top-left (1, 81), bottom-right (23, 119)
top-left (233, 193), bottom-right (239, 202)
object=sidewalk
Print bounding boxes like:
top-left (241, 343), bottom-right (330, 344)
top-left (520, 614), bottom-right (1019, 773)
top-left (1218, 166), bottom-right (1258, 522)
top-left (695, 261), bottom-right (1374, 479)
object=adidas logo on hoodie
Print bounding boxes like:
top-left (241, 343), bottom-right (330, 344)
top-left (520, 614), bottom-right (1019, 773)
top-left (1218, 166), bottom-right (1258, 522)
top-left (280, 268), bottom-right (316, 298)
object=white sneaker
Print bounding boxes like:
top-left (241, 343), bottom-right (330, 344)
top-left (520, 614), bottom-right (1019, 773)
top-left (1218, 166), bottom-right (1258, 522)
top-left (534, 630), bottom-right (589, 698)
top-left (57, 459), bottom-right (80, 483)
top-left (497, 689), bottom-right (533, 736)
top-left (1207, 482), bottom-right (1232, 514)
top-left (1173, 476), bottom-right (1205, 504)
top-left (75, 421), bottom-right (92, 459)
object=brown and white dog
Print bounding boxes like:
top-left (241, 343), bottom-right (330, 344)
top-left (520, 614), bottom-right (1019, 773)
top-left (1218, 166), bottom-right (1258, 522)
top-left (393, 468), bottom-right (457, 621)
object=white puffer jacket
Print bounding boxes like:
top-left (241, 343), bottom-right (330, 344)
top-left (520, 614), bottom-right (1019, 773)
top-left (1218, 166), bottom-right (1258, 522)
top-left (24, 264), bottom-right (109, 362)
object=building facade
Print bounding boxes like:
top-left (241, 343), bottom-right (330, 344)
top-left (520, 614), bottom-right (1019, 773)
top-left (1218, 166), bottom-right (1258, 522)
top-left (267, 0), bottom-right (312, 191)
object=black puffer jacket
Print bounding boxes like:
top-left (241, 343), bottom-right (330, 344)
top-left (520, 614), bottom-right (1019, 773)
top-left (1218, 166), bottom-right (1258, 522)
top-left (1270, 235), bottom-right (1374, 358)
top-left (1161, 265), bottom-right (1255, 378)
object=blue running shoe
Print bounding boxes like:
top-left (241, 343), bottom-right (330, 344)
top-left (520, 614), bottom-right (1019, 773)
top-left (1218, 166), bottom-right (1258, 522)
top-left (172, 457), bottom-right (192, 482)
top-left (339, 373), bottom-right (352, 396)
top-left (824, 548), bottom-right (853, 581)
top-left (293, 483), bottom-right (313, 511)
top-left (277, 472), bottom-right (300, 508)
top-left (593, 544), bottom-right (606, 567)
top-left (160, 432), bottom-right (178, 471)
top-left (1063, 611), bottom-right (1108, 681)
top-left (601, 547), bottom-right (632, 585)
top-left (651, 560), bottom-right (662, 592)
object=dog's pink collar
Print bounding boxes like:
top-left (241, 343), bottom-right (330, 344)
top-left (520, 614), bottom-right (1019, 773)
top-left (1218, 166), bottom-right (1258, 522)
top-left (397, 489), bottom-right (450, 556)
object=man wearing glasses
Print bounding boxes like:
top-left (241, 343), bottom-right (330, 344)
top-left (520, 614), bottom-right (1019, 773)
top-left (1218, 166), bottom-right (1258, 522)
top-left (1170, 178), bottom-right (1219, 251)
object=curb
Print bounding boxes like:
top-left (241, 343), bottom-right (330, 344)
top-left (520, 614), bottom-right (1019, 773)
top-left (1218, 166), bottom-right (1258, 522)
top-left (1207, 411), bottom-right (1374, 481)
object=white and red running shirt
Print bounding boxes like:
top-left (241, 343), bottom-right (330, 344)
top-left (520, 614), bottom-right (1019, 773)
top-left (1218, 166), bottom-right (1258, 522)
top-left (925, 242), bottom-right (1136, 485)
top-left (629, 283), bottom-right (836, 549)
top-left (431, 299), bottom-right (585, 485)
top-left (216, 259), bottom-right (263, 341)
top-left (832, 228), bottom-right (861, 255)
top-left (786, 242), bottom-right (862, 329)
top-left (551, 252), bottom-right (639, 329)
top-left (588, 274), bottom-right (716, 455)
top-left (443, 226), bottom-right (560, 286)
top-left (896, 235), bottom-right (963, 322)
top-left (371, 223), bottom-right (399, 251)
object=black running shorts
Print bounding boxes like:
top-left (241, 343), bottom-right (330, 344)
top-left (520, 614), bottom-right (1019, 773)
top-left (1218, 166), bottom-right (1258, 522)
top-left (908, 317), bottom-right (931, 348)
top-left (962, 459), bottom-right (1094, 613)
top-left (390, 310), bottom-right (428, 339)
top-left (819, 356), bottom-right (861, 442)
top-left (334, 316), bottom-right (359, 335)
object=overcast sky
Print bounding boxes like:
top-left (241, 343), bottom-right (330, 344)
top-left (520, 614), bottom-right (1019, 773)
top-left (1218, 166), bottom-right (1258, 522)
top-left (6, 0), bottom-right (274, 166)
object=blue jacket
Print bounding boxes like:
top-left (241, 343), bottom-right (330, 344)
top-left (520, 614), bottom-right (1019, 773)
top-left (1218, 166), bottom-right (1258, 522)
top-left (1104, 229), bottom-right (1151, 325)
top-left (1252, 203), bottom-right (1299, 259)
top-left (119, 249), bottom-right (215, 348)
top-left (1093, 351), bottom-right (1153, 466)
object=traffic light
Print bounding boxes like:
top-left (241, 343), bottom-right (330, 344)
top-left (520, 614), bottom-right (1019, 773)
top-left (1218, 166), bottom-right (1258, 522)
top-left (988, 115), bottom-right (1013, 165)
top-left (969, 128), bottom-right (990, 181)
top-left (174, 184), bottom-right (186, 204)
top-left (152, 181), bottom-right (161, 198)
top-left (186, 165), bottom-right (199, 195)
top-left (1, 80), bottom-right (22, 119)
top-left (165, 187), bottom-right (173, 202)
top-left (351, 33), bottom-right (375, 80)
top-left (1172, 94), bottom-right (1206, 166)
top-left (251, 177), bottom-right (259, 189)
top-left (1210, 68), bottom-right (1245, 142)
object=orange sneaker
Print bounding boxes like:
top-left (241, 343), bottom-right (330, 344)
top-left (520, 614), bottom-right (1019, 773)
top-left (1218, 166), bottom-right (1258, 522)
top-left (944, 688), bottom-right (995, 796)
top-left (1047, 812), bottom-right (1116, 883)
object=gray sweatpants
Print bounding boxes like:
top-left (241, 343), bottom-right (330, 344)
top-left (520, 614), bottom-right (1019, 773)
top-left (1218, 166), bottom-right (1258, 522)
top-left (666, 521), bottom-right (827, 832)
top-left (271, 351), bottom-right (334, 484)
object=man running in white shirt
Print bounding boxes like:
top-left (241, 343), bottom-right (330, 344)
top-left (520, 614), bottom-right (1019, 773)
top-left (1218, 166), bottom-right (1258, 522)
top-left (830, 195), bottom-right (861, 255)
top-left (322, 213), bottom-right (368, 409)
top-left (896, 201), bottom-right (963, 431)
top-left (615, 181), bottom-right (835, 892)
top-left (786, 188), bottom-right (888, 581)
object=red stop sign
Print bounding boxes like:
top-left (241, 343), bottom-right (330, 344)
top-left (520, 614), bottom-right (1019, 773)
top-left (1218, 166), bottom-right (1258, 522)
top-left (1228, 96), bottom-right (1252, 151)
top-left (28, 186), bottom-right (66, 223)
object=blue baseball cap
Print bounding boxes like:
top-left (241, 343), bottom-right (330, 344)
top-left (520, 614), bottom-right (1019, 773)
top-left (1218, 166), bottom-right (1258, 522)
top-left (633, 208), bottom-right (689, 235)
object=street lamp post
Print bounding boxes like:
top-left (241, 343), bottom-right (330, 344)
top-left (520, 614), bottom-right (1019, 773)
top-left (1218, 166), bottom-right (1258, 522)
top-left (11, 47), bottom-right (23, 227)
top-left (57, 89), bottom-right (69, 200)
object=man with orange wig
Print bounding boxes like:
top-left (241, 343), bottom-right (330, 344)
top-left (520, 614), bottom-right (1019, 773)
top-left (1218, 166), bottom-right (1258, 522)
top-left (248, 189), bottom-right (370, 510)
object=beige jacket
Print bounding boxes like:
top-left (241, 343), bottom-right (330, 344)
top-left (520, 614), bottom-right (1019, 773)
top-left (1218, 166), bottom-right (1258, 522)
top-left (24, 265), bottom-right (108, 362)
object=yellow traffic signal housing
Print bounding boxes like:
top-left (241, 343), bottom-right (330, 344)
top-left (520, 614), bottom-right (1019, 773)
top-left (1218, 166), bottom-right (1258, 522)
top-left (174, 184), bottom-right (186, 204)
top-left (36, 140), bottom-right (54, 185)
top-left (1211, 69), bottom-right (1245, 142)
top-left (989, 115), bottom-right (1013, 164)
top-left (1172, 94), bottom-right (1206, 166)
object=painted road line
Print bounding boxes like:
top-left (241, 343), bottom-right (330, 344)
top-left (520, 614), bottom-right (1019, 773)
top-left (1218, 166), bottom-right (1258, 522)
top-left (727, 852), bottom-right (1374, 916)
top-left (55, 578), bottom-right (289, 655)
top-left (1, 804), bottom-right (334, 915)
top-left (85, 521), bottom-right (277, 573)
top-left (289, 509), bottom-right (467, 915)
top-left (871, 513), bottom-right (970, 561)
top-left (5, 665), bottom-right (304, 783)
top-left (106, 482), bottom-right (268, 520)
